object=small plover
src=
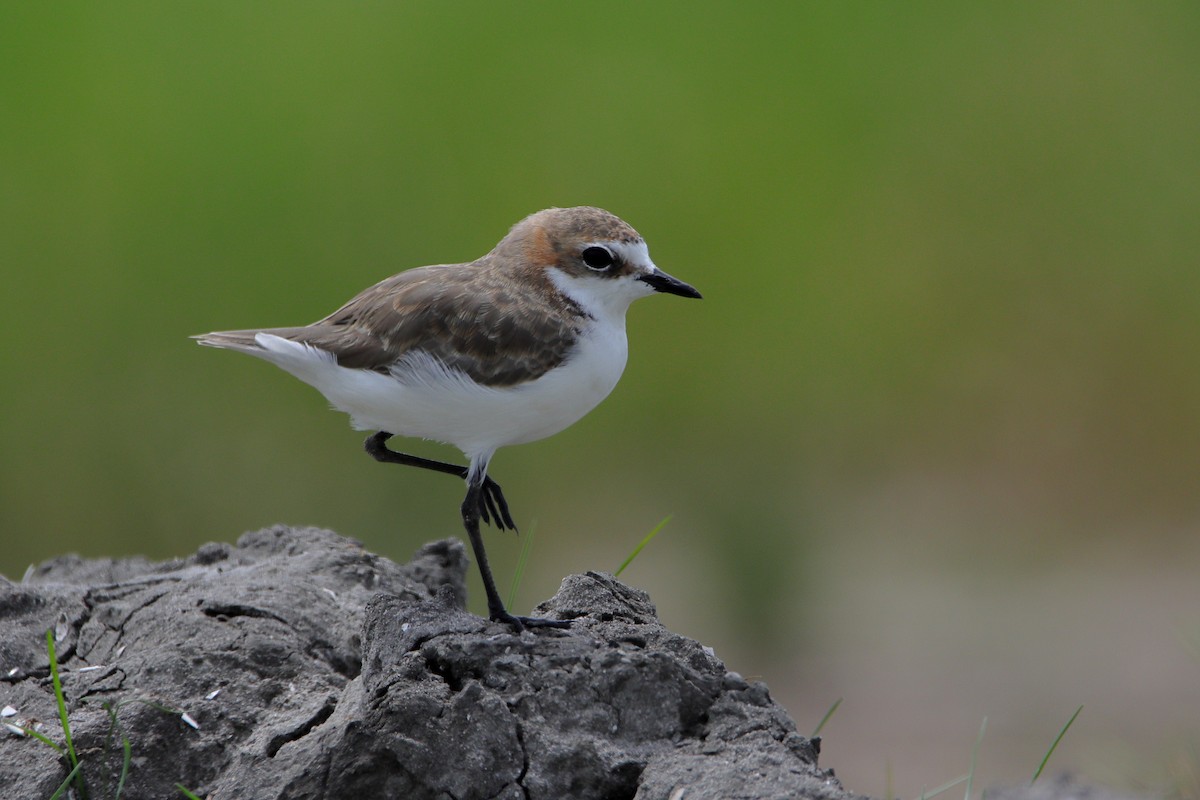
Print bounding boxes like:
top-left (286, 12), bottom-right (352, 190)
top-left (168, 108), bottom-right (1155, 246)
top-left (196, 206), bottom-right (701, 629)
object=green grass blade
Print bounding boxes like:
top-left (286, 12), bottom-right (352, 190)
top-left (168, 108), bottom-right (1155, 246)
top-left (176, 783), bottom-right (204, 799)
top-left (47, 761), bottom-right (84, 800)
top-left (919, 774), bottom-right (969, 800)
top-left (1031, 705), bottom-right (1083, 784)
top-left (117, 724), bottom-right (133, 799)
top-left (46, 628), bottom-right (86, 797)
top-left (104, 702), bottom-right (133, 800)
top-left (811, 697), bottom-right (843, 737)
top-left (46, 629), bottom-right (78, 768)
top-left (507, 520), bottom-right (537, 609)
top-left (615, 515), bottom-right (672, 578)
top-left (133, 698), bottom-right (183, 715)
top-left (965, 716), bottom-right (987, 800)
top-left (101, 701), bottom-right (119, 798)
top-left (19, 724), bottom-right (64, 754)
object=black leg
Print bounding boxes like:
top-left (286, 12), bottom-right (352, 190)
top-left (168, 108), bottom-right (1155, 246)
top-left (365, 432), bottom-right (517, 531)
top-left (461, 477), bottom-right (570, 631)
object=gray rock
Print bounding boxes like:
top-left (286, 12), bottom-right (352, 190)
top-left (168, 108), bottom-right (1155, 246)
top-left (0, 526), bottom-right (846, 799)
top-left (0, 526), bottom-right (1134, 800)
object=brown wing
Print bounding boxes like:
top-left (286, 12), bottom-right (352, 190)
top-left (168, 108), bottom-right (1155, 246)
top-left (286, 259), bottom-right (587, 387)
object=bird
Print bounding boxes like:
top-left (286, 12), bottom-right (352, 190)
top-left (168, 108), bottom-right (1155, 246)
top-left (194, 206), bottom-right (701, 629)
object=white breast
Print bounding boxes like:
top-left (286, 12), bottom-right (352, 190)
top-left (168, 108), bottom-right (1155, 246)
top-left (250, 318), bottom-right (629, 462)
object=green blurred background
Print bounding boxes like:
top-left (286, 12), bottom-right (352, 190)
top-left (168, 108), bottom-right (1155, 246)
top-left (3, 3), bottom-right (1199, 796)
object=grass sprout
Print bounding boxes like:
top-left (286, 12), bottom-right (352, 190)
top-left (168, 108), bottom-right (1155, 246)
top-left (48, 761), bottom-right (84, 800)
top-left (615, 515), bottom-right (672, 578)
top-left (101, 701), bottom-right (134, 799)
top-left (916, 703), bottom-right (1081, 800)
top-left (811, 697), bottom-right (843, 738)
top-left (919, 775), bottom-right (969, 800)
top-left (965, 716), bottom-right (987, 800)
top-left (507, 520), bottom-right (538, 609)
top-left (46, 628), bottom-right (87, 799)
top-left (1032, 705), bottom-right (1083, 784)
top-left (22, 628), bottom-right (197, 799)
top-left (176, 784), bottom-right (204, 799)
top-left (19, 723), bottom-right (65, 754)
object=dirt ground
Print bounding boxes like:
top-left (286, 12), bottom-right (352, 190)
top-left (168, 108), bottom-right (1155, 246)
top-left (1, 526), bottom-right (855, 800)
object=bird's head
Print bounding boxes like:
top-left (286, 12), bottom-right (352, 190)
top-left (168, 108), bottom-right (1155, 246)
top-left (494, 207), bottom-right (701, 317)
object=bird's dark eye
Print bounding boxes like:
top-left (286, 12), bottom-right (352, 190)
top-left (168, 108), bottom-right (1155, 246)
top-left (581, 246), bottom-right (615, 271)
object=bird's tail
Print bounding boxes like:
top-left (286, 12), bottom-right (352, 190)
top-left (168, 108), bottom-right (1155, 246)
top-left (192, 329), bottom-right (264, 354)
top-left (192, 327), bottom-right (311, 355)
top-left (193, 329), bottom-right (341, 392)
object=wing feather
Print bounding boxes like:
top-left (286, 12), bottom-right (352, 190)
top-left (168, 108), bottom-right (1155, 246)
top-left (279, 260), bottom-right (587, 387)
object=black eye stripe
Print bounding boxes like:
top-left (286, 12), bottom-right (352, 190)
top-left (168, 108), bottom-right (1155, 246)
top-left (580, 246), bottom-right (616, 271)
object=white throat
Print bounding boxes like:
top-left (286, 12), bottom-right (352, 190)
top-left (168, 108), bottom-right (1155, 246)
top-left (546, 242), bottom-right (656, 324)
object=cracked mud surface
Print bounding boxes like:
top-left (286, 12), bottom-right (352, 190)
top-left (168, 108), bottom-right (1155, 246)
top-left (1, 526), bottom-right (853, 799)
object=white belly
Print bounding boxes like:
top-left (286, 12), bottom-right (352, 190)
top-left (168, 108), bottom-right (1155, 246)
top-left (251, 322), bottom-right (629, 461)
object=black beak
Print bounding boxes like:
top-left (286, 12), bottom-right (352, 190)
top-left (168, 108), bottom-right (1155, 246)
top-left (639, 268), bottom-right (702, 299)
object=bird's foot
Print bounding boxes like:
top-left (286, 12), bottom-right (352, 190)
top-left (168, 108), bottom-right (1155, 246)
top-left (489, 609), bottom-right (571, 632)
top-left (477, 475), bottom-right (517, 532)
